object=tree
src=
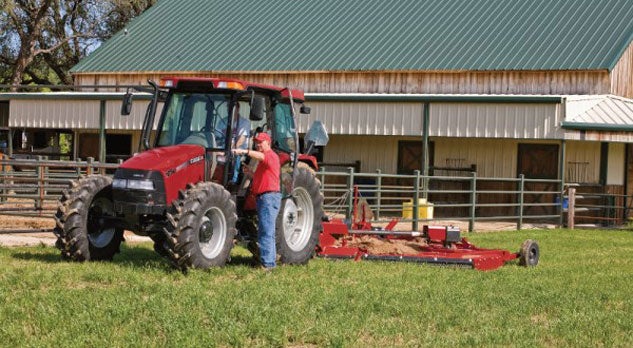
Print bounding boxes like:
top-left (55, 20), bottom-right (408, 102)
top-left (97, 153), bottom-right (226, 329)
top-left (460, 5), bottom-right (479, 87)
top-left (0, 0), bottom-right (155, 90)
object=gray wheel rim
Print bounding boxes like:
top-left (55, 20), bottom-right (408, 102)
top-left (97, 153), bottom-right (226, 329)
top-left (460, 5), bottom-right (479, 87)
top-left (282, 187), bottom-right (314, 252)
top-left (87, 196), bottom-right (116, 248)
top-left (199, 207), bottom-right (227, 259)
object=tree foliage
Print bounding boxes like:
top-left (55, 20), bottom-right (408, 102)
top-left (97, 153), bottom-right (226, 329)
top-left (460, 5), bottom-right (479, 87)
top-left (0, 0), bottom-right (155, 89)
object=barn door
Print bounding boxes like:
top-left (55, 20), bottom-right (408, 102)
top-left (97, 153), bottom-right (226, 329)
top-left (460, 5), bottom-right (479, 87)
top-left (517, 144), bottom-right (559, 216)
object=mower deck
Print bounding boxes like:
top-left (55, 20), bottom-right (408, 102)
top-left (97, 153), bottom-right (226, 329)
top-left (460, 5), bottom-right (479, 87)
top-left (318, 219), bottom-right (539, 271)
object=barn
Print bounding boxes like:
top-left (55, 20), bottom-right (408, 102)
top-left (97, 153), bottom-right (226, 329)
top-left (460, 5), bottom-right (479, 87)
top-left (2, 0), bottom-right (633, 219)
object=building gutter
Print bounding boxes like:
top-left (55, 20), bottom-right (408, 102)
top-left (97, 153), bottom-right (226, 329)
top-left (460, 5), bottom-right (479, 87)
top-left (560, 122), bottom-right (633, 132)
top-left (305, 93), bottom-right (563, 103)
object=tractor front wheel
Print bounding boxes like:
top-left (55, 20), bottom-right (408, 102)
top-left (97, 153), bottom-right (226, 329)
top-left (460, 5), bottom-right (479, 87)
top-left (166, 182), bottom-right (237, 270)
top-left (54, 175), bottom-right (124, 261)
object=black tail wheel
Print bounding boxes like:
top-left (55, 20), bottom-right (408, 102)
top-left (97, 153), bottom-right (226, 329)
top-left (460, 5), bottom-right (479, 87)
top-left (165, 182), bottom-right (237, 270)
top-left (276, 166), bottom-right (324, 265)
top-left (54, 175), bottom-right (124, 261)
top-left (519, 239), bottom-right (539, 267)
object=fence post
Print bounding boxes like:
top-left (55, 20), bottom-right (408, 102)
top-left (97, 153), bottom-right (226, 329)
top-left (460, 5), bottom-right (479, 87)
top-left (517, 174), bottom-right (525, 230)
top-left (375, 169), bottom-right (382, 220)
top-left (35, 156), bottom-right (44, 210)
top-left (76, 157), bottom-right (82, 177)
top-left (469, 171), bottom-right (477, 232)
top-left (413, 170), bottom-right (421, 231)
top-left (568, 186), bottom-right (576, 229)
top-left (345, 167), bottom-right (355, 227)
top-left (87, 157), bottom-right (94, 176)
top-left (1, 155), bottom-right (6, 203)
top-left (318, 167), bottom-right (325, 196)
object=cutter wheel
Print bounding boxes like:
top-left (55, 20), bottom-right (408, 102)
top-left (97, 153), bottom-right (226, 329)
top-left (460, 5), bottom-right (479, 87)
top-left (317, 219), bottom-right (539, 271)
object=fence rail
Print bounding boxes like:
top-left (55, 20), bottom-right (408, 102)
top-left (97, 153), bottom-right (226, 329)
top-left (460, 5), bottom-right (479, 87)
top-left (0, 159), bottom-right (629, 231)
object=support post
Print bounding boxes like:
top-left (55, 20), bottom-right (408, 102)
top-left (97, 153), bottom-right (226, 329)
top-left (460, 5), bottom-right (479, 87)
top-left (413, 170), bottom-right (420, 231)
top-left (345, 167), bottom-right (355, 228)
top-left (375, 169), bottom-right (382, 220)
top-left (99, 100), bottom-right (107, 164)
top-left (517, 174), bottom-right (524, 230)
top-left (568, 186), bottom-right (576, 229)
top-left (469, 172), bottom-right (477, 232)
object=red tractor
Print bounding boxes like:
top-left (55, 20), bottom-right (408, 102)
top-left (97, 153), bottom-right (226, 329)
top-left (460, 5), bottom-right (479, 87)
top-left (54, 77), bottom-right (328, 270)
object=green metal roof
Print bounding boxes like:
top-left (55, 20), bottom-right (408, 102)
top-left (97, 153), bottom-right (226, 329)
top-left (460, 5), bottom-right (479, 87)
top-left (71, 0), bottom-right (633, 74)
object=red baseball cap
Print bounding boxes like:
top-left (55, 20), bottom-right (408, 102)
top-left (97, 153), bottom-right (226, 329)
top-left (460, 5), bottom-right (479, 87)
top-left (254, 132), bottom-right (271, 143)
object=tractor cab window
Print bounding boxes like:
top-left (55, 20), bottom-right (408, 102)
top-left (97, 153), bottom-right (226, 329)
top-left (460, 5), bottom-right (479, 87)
top-left (273, 103), bottom-right (296, 154)
top-left (157, 93), bottom-right (230, 149)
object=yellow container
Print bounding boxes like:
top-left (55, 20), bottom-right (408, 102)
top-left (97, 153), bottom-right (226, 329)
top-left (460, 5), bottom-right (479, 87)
top-left (402, 199), bottom-right (434, 219)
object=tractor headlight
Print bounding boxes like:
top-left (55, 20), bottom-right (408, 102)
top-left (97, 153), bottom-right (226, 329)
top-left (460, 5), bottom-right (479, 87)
top-left (112, 178), bottom-right (155, 190)
top-left (112, 178), bottom-right (127, 189)
top-left (127, 179), bottom-right (155, 190)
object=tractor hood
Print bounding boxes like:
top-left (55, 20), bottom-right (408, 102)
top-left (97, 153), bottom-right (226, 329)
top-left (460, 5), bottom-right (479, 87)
top-left (119, 145), bottom-right (206, 173)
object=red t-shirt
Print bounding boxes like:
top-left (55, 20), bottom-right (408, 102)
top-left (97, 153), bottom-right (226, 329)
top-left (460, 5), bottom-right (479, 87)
top-left (251, 149), bottom-right (280, 195)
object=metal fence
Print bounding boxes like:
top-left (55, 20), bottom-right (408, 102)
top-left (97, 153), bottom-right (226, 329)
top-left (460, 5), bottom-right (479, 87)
top-left (318, 167), bottom-right (631, 231)
top-left (0, 158), bottom-right (628, 231)
top-left (0, 157), bottom-right (119, 218)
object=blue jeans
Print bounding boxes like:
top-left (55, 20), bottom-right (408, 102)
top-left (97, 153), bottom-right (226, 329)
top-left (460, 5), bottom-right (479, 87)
top-left (256, 192), bottom-right (281, 268)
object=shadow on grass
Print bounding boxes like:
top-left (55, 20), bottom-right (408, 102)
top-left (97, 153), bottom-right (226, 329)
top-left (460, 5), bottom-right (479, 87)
top-left (10, 243), bottom-right (260, 273)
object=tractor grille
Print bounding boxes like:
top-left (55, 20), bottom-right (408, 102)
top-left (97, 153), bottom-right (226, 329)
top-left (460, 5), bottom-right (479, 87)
top-left (112, 169), bottom-right (167, 215)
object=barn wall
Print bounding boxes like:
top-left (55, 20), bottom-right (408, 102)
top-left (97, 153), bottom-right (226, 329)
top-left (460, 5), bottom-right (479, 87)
top-left (74, 70), bottom-right (613, 96)
top-left (611, 41), bottom-right (633, 98)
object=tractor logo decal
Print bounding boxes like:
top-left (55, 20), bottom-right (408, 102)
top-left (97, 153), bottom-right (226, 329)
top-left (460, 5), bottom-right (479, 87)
top-left (189, 156), bottom-right (204, 165)
top-left (167, 155), bottom-right (204, 177)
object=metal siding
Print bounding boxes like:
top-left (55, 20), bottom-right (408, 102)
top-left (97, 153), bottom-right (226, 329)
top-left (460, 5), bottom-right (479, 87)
top-left (9, 100), bottom-right (99, 129)
top-left (430, 103), bottom-right (562, 139)
top-left (607, 142), bottom-right (625, 185)
top-left (9, 99), bottom-right (161, 131)
top-left (72, 0), bottom-right (633, 73)
top-left (565, 141), bottom-right (600, 183)
top-left (297, 101), bottom-right (423, 136)
top-left (322, 135), bottom-right (400, 173)
top-left (433, 138), bottom-right (518, 178)
top-left (104, 100), bottom-right (164, 130)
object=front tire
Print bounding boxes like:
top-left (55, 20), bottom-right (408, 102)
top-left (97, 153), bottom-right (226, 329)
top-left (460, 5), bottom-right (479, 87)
top-left (166, 182), bottom-right (237, 269)
top-left (276, 166), bottom-right (323, 264)
top-left (54, 175), bottom-right (124, 261)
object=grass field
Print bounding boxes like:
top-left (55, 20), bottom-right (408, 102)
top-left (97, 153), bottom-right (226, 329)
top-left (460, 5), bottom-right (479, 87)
top-left (1, 228), bottom-right (632, 347)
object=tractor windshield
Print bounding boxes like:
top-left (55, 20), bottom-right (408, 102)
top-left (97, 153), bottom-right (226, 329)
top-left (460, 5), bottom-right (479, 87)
top-left (156, 92), bottom-right (231, 149)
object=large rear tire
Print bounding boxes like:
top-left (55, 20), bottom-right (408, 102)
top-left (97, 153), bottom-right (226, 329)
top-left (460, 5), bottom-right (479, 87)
top-left (165, 182), bottom-right (237, 270)
top-left (54, 175), bottom-right (124, 261)
top-left (276, 166), bottom-right (323, 264)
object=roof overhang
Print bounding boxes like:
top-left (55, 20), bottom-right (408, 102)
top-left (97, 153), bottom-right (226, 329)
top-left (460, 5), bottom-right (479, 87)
top-left (561, 95), bottom-right (633, 131)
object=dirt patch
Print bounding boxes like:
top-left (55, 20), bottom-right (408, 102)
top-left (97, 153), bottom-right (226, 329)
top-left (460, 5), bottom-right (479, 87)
top-left (337, 235), bottom-right (428, 255)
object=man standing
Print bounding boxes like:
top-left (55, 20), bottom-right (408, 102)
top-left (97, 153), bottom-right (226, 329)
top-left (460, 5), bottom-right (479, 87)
top-left (233, 132), bottom-right (280, 270)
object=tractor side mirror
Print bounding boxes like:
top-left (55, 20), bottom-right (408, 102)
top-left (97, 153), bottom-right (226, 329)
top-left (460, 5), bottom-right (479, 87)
top-left (300, 105), bottom-right (311, 114)
top-left (121, 92), bottom-right (133, 116)
top-left (249, 96), bottom-right (265, 121)
top-left (303, 120), bottom-right (329, 155)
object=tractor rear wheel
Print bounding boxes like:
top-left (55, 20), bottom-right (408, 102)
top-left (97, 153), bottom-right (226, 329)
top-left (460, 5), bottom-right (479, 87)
top-left (519, 239), bottom-right (539, 267)
top-left (276, 166), bottom-right (323, 264)
top-left (54, 175), bottom-right (124, 261)
top-left (166, 182), bottom-right (237, 270)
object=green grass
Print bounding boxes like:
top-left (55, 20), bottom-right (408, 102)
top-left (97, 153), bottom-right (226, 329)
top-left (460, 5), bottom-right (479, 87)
top-left (1, 229), bottom-right (632, 347)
